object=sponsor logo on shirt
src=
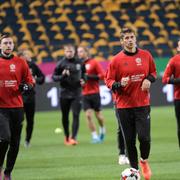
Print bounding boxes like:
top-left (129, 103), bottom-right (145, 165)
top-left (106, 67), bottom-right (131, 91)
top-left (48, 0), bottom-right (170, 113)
top-left (135, 58), bottom-right (142, 66)
top-left (4, 80), bottom-right (17, 87)
top-left (10, 64), bottom-right (16, 72)
top-left (131, 74), bottom-right (144, 82)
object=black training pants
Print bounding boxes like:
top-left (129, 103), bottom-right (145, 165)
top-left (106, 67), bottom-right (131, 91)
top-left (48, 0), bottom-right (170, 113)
top-left (0, 108), bottom-right (24, 175)
top-left (24, 99), bottom-right (35, 143)
top-left (60, 96), bottom-right (82, 139)
top-left (117, 106), bottom-right (151, 169)
top-left (174, 99), bottom-right (180, 148)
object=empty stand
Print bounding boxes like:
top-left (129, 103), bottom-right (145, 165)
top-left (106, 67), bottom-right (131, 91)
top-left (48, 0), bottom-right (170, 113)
top-left (1, 0), bottom-right (179, 62)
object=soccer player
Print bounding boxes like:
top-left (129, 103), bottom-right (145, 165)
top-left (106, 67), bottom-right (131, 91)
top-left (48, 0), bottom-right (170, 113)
top-left (52, 44), bottom-right (83, 145)
top-left (77, 46), bottom-right (106, 143)
top-left (105, 27), bottom-right (157, 180)
top-left (0, 34), bottom-right (34, 180)
top-left (162, 39), bottom-right (180, 149)
top-left (17, 49), bottom-right (45, 148)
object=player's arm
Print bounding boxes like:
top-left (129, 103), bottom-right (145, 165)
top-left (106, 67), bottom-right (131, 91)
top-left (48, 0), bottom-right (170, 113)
top-left (105, 62), bottom-right (120, 92)
top-left (52, 61), bottom-right (67, 82)
top-left (162, 58), bottom-right (178, 84)
top-left (19, 61), bottom-right (34, 92)
top-left (142, 53), bottom-right (157, 91)
top-left (33, 63), bottom-right (45, 85)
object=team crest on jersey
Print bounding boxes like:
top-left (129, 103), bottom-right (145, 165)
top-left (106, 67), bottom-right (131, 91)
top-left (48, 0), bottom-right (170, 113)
top-left (10, 64), bottom-right (16, 72)
top-left (76, 64), bottom-right (81, 70)
top-left (135, 58), bottom-right (142, 66)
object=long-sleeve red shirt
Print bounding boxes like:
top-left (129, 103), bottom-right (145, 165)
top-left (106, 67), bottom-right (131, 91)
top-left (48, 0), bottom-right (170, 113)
top-left (0, 55), bottom-right (34, 108)
top-left (162, 54), bottom-right (180, 100)
top-left (82, 58), bottom-right (105, 95)
top-left (105, 49), bottom-right (157, 108)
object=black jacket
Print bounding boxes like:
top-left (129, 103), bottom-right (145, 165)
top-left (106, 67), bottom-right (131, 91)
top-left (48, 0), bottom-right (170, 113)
top-left (22, 61), bottom-right (45, 103)
top-left (52, 57), bottom-right (85, 98)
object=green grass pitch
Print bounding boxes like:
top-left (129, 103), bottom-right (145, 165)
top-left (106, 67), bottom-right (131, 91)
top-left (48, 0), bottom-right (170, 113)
top-left (11, 106), bottom-right (180, 180)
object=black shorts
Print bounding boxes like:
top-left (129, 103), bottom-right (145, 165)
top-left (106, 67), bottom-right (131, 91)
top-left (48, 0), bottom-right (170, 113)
top-left (0, 108), bottom-right (24, 142)
top-left (83, 93), bottom-right (101, 111)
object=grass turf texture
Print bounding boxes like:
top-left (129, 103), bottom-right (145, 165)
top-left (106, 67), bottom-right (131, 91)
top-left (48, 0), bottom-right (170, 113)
top-left (11, 106), bottom-right (180, 180)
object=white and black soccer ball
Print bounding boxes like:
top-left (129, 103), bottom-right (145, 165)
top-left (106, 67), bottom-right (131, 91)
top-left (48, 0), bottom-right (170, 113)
top-left (121, 168), bottom-right (140, 180)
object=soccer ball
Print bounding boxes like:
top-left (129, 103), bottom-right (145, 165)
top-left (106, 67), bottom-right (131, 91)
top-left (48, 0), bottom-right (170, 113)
top-left (121, 168), bottom-right (140, 180)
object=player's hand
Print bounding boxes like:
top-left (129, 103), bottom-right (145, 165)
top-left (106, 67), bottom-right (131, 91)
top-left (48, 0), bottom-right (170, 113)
top-left (62, 69), bottom-right (70, 76)
top-left (121, 76), bottom-right (130, 87)
top-left (141, 79), bottom-right (151, 91)
top-left (80, 78), bottom-right (85, 86)
top-left (19, 83), bottom-right (32, 92)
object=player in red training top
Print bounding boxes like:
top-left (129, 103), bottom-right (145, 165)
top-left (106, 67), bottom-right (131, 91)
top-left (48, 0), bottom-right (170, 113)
top-left (162, 39), bottom-right (180, 149)
top-left (0, 34), bottom-right (34, 180)
top-left (105, 27), bottom-right (156, 180)
top-left (77, 46), bottom-right (106, 143)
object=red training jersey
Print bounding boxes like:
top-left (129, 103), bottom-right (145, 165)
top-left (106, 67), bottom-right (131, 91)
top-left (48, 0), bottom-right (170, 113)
top-left (82, 58), bottom-right (105, 95)
top-left (0, 55), bottom-right (34, 108)
top-left (105, 48), bottom-right (157, 108)
top-left (162, 54), bottom-right (180, 100)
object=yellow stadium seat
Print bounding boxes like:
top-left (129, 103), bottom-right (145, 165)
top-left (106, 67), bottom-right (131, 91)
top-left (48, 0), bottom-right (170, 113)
top-left (102, 2), bottom-right (120, 12)
top-left (73, 0), bottom-right (84, 5)
top-left (3, 26), bottom-right (13, 34)
top-left (89, 47), bottom-right (98, 56)
top-left (51, 24), bottom-right (60, 32)
top-left (76, 15), bottom-right (85, 22)
top-left (69, 32), bottom-right (80, 44)
top-left (18, 42), bottom-right (30, 50)
top-left (171, 29), bottom-right (180, 35)
top-left (151, 4), bottom-right (160, 11)
top-left (0, 2), bottom-right (11, 9)
top-left (153, 21), bottom-right (164, 29)
top-left (134, 18), bottom-right (149, 28)
top-left (167, 20), bottom-right (178, 28)
top-left (54, 33), bottom-right (64, 40)
top-left (165, 12), bottom-right (178, 19)
top-left (165, 3), bottom-right (176, 11)
top-left (29, 1), bottom-right (42, 8)
top-left (82, 33), bottom-right (95, 39)
top-left (42, 10), bottom-right (52, 16)
top-left (29, 9), bottom-right (37, 16)
top-left (149, 13), bottom-right (159, 20)
top-left (86, 0), bottom-right (99, 6)
top-left (39, 34), bottom-right (49, 42)
top-left (99, 32), bottom-right (109, 39)
top-left (37, 50), bottom-right (49, 63)
top-left (120, 14), bottom-right (129, 20)
top-left (48, 17), bottom-right (57, 23)
top-left (159, 29), bottom-right (169, 38)
top-left (52, 49), bottom-right (64, 60)
top-left (136, 4), bottom-right (147, 12)
top-left (80, 24), bottom-right (90, 31)
top-left (79, 41), bottom-right (90, 47)
top-left (36, 25), bottom-right (45, 32)
top-left (94, 39), bottom-right (108, 48)
top-left (55, 7), bottom-right (64, 14)
top-left (44, 0), bottom-right (55, 8)
top-left (142, 29), bottom-right (155, 41)
top-left (153, 37), bottom-right (167, 46)
top-left (0, 11), bottom-right (6, 17)
top-left (95, 23), bottom-right (105, 30)
top-left (91, 15), bottom-right (100, 21)
top-left (92, 6), bottom-right (103, 14)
